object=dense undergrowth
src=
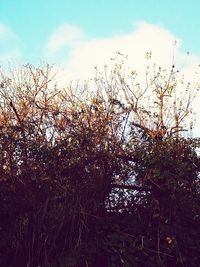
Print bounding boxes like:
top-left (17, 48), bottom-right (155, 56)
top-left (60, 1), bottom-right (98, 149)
top-left (0, 63), bottom-right (200, 267)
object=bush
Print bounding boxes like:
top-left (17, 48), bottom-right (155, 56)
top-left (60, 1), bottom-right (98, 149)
top-left (0, 63), bottom-right (199, 267)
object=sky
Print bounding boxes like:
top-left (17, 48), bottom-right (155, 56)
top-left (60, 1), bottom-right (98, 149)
top-left (1, 0), bottom-right (200, 133)
top-left (1, 0), bottom-right (200, 64)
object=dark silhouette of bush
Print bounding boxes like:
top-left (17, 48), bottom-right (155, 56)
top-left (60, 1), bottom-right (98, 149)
top-left (0, 63), bottom-right (199, 267)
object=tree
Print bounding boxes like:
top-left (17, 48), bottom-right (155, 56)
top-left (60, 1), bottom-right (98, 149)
top-left (0, 61), bottom-right (199, 267)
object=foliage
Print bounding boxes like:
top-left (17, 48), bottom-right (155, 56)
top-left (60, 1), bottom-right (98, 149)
top-left (0, 62), bottom-right (200, 267)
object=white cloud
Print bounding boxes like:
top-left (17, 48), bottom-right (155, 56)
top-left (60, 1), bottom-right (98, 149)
top-left (57, 21), bottom-right (184, 81)
top-left (44, 21), bottom-right (200, 135)
top-left (0, 48), bottom-right (22, 62)
top-left (0, 23), bottom-right (17, 41)
top-left (0, 23), bottom-right (22, 63)
top-left (45, 21), bottom-right (200, 89)
top-left (46, 23), bottom-right (84, 56)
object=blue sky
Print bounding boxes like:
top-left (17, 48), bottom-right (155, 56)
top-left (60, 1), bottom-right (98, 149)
top-left (1, 0), bottom-right (200, 64)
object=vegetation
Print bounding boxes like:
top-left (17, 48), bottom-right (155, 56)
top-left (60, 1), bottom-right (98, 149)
top-left (0, 61), bottom-right (200, 267)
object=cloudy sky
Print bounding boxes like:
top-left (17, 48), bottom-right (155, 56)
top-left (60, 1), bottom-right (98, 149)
top-left (1, 0), bottom-right (200, 133)
top-left (1, 1), bottom-right (200, 69)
